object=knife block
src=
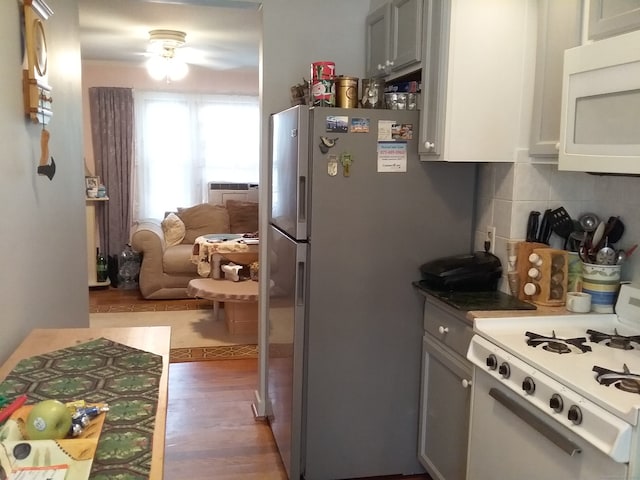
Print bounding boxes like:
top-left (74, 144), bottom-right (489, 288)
top-left (526, 248), bottom-right (568, 306)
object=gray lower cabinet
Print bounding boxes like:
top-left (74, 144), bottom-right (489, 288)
top-left (529, 0), bottom-right (582, 157)
top-left (418, 296), bottom-right (473, 480)
top-left (588, 0), bottom-right (640, 40)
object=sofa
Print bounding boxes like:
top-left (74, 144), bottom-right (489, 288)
top-left (131, 200), bottom-right (258, 299)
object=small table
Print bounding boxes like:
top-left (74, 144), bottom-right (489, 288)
top-left (187, 278), bottom-right (259, 334)
top-left (192, 235), bottom-right (258, 279)
top-left (0, 327), bottom-right (170, 479)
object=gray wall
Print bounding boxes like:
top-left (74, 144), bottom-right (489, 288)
top-left (255, 0), bottom-right (370, 415)
top-left (0, 0), bottom-right (88, 364)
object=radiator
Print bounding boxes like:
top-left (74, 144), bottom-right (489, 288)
top-left (208, 182), bottom-right (259, 205)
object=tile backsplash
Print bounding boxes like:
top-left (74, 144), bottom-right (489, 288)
top-left (474, 162), bottom-right (640, 291)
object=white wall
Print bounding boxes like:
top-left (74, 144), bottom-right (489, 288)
top-left (0, 0), bottom-right (88, 363)
top-left (477, 162), bottom-right (640, 290)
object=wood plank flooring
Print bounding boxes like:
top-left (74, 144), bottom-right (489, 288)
top-left (90, 287), bottom-right (432, 480)
top-left (165, 359), bottom-right (287, 479)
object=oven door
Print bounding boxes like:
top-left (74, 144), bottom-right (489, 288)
top-left (467, 369), bottom-right (628, 480)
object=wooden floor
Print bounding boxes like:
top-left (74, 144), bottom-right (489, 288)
top-left (90, 287), bottom-right (432, 480)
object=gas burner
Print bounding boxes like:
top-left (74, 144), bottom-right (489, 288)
top-left (593, 364), bottom-right (640, 395)
top-left (587, 329), bottom-right (640, 350)
top-left (525, 330), bottom-right (592, 354)
top-left (544, 340), bottom-right (571, 354)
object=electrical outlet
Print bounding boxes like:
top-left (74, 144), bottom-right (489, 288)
top-left (486, 226), bottom-right (496, 254)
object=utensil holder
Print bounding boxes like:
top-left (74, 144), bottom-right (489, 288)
top-left (581, 263), bottom-right (621, 313)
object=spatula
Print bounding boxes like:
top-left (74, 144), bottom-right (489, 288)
top-left (549, 206), bottom-right (573, 249)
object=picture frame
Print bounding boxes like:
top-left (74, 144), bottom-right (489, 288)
top-left (85, 176), bottom-right (99, 189)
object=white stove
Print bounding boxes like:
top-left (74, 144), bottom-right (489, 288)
top-left (466, 284), bottom-right (640, 480)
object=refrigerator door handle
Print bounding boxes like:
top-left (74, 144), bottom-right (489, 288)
top-left (298, 176), bottom-right (307, 223)
top-left (296, 260), bottom-right (306, 306)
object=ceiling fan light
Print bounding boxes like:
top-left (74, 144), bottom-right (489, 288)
top-left (146, 29), bottom-right (189, 83)
top-left (146, 55), bottom-right (189, 83)
top-left (168, 59), bottom-right (189, 81)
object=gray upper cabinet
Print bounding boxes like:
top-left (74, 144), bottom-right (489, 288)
top-left (419, 0), bottom-right (535, 162)
top-left (529, 0), bottom-right (582, 157)
top-left (366, 3), bottom-right (391, 78)
top-left (366, 0), bottom-right (423, 79)
top-left (588, 0), bottom-right (640, 40)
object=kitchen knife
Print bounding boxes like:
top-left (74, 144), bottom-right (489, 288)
top-left (537, 209), bottom-right (553, 244)
top-left (526, 211), bottom-right (540, 242)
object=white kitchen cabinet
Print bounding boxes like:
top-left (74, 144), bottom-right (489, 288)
top-left (529, 0), bottom-right (582, 158)
top-left (418, 296), bottom-right (473, 480)
top-left (419, 0), bottom-right (535, 161)
top-left (365, 0), bottom-right (423, 79)
top-left (588, 0), bottom-right (640, 40)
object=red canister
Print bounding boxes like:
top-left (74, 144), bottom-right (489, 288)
top-left (311, 61), bottom-right (335, 80)
top-left (311, 79), bottom-right (335, 107)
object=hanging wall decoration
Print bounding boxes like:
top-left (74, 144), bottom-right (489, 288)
top-left (22, 0), bottom-right (53, 125)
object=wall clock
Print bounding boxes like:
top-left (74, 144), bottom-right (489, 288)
top-left (33, 18), bottom-right (47, 77)
top-left (22, 0), bottom-right (53, 124)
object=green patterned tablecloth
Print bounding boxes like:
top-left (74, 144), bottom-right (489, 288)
top-left (0, 338), bottom-right (162, 479)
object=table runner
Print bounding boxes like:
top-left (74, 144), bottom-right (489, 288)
top-left (0, 338), bottom-right (162, 479)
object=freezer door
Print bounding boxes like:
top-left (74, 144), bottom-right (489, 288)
top-left (267, 225), bottom-right (307, 480)
top-left (270, 106), bottom-right (309, 240)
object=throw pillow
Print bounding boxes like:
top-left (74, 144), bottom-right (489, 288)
top-left (226, 200), bottom-right (259, 234)
top-left (161, 213), bottom-right (186, 247)
top-left (176, 203), bottom-right (231, 243)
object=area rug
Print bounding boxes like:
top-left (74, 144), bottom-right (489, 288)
top-left (89, 309), bottom-right (257, 363)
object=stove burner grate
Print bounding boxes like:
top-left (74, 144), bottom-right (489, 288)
top-left (587, 329), bottom-right (640, 350)
top-left (526, 330), bottom-right (591, 354)
top-left (593, 364), bottom-right (640, 395)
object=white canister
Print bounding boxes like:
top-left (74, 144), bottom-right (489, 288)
top-left (581, 263), bottom-right (621, 313)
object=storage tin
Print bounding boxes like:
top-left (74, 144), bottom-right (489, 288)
top-left (311, 61), bottom-right (335, 80)
top-left (311, 79), bottom-right (335, 107)
top-left (335, 76), bottom-right (359, 108)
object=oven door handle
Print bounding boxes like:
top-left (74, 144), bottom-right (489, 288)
top-left (489, 388), bottom-right (582, 457)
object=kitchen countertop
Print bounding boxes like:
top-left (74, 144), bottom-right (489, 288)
top-left (0, 327), bottom-right (170, 479)
top-left (467, 303), bottom-right (578, 321)
top-left (413, 281), bottom-right (583, 322)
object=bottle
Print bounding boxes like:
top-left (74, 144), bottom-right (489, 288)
top-left (96, 249), bottom-right (108, 283)
top-left (118, 244), bottom-right (140, 289)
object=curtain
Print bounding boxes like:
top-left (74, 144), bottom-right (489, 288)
top-left (89, 87), bottom-right (135, 259)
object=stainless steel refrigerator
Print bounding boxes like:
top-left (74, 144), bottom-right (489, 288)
top-left (267, 105), bottom-right (476, 480)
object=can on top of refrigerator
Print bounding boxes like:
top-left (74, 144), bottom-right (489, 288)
top-left (311, 61), bottom-right (335, 80)
top-left (311, 79), bottom-right (335, 107)
top-left (335, 76), bottom-right (359, 108)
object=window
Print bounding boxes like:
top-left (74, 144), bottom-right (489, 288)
top-left (133, 91), bottom-right (259, 220)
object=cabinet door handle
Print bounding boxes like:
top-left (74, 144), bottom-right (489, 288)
top-left (385, 59), bottom-right (394, 67)
top-left (438, 326), bottom-right (449, 334)
top-left (424, 141), bottom-right (435, 151)
top-left (461, 379), bottom-right (472, 388)
top-left (377, 64), bottom-right (384, 71)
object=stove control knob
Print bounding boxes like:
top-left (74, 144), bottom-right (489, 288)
top-left (486, 354), bottom-right (498, 370)
top-left (522, 377), bottom-right (536, 394)
top-left (549, 394), bottom-right (564, 413)
top-left (568, 405), bottom-right (583, 425)
top-left (498, 362), bottom-right (510, 378)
